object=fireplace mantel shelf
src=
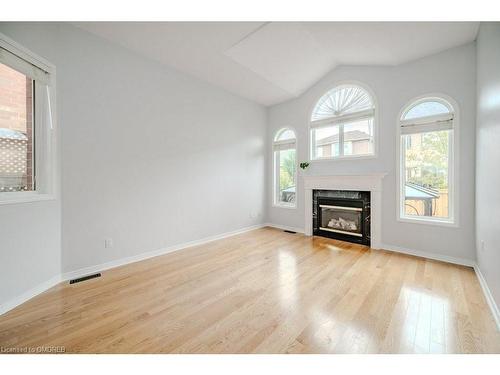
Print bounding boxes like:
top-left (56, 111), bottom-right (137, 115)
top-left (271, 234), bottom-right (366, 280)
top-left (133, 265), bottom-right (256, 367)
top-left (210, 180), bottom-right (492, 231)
top-left (303, 173), bottom-right (387, 191)
top-left (303, 173), bottom-right (387, 249)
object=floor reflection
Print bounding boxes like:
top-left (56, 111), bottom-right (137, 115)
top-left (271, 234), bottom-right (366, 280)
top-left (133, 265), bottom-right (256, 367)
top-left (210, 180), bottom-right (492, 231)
top-left (396, 286), bottom-right (449, 353)
top-left (277, 250), bottom-right (298, 308)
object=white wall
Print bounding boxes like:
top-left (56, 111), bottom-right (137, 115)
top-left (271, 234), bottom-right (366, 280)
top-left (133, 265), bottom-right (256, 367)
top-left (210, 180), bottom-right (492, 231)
top-left (476, 23), bottom-right (500, 308)
top-left (0, 24), bottom-right (61, 312)
top-left (0, 23), bottom-right (266, 291)
top-left (267, 43), bottom-right (477, 261)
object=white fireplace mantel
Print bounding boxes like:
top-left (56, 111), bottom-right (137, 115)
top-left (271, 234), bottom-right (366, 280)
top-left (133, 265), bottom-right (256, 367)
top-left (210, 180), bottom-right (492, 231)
top-left (303, 173), bottom-right (387, 249)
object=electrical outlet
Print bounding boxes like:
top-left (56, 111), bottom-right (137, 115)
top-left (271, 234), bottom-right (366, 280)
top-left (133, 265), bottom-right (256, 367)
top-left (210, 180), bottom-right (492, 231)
top-left (480, 240), bottom-right (485, 252)
top-left (105, 238), bottom-right (113, 249)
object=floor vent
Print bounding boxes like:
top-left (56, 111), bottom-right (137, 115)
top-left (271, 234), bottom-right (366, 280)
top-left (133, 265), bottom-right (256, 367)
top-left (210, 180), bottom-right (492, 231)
top-left (284, 230), bottom-right (296, 234)
top-left (69, 273), bottom-right (101, 284)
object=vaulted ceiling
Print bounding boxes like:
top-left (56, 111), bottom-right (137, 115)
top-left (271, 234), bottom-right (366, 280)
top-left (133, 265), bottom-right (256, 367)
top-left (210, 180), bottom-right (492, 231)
top-left (75, 22), bottom-right (479, 106)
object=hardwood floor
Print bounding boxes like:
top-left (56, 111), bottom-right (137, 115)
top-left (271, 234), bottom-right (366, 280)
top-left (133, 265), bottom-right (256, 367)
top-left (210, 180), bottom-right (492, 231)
top-left (0, 227), bottom-right (499, 354)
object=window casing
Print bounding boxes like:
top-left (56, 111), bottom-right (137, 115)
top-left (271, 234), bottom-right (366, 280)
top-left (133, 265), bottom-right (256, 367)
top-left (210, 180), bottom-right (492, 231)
top-left (310, 84), bottom-right (375, 160)
top-left (273, 128), bottom-right (297, 208)
top-left (0, 33), bottom-right (56, 204)
top-left (398, 97), bottom-right (457, 225)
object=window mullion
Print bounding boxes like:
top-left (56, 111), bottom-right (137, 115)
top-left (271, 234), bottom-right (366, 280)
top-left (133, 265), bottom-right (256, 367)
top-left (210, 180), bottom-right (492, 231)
top-left (401, 135), bottom-right (407, 218)
top-left (339, 124), bottom-right (344, 157)
top-left (311, 130), bottom-right (316, 159)
top-left (448, 130), bottom-right (453, 220)
top-left (274, 151), bottom-right (280, 205)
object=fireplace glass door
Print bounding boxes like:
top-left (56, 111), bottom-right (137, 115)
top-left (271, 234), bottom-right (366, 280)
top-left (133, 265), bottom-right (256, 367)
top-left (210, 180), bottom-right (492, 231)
top-left (319, 204), bottom-right (363, 237)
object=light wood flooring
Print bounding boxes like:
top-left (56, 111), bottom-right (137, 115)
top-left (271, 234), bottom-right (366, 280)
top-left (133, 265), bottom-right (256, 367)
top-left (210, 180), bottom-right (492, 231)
top-left (0, 227), bottom-right (499, 353)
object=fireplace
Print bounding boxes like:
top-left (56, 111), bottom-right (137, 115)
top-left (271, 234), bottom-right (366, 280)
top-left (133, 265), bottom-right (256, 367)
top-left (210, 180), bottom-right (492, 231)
top-left (313, 190), bottom-right (371, 246)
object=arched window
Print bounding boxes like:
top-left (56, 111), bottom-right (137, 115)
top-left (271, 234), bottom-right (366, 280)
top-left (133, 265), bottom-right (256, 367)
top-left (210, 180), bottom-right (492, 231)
top-left (273, 128), bottom-right (297, 208)
top-left (310, 84), bottom-right (375, 159)
top-left (399, 96), bottom-right (456, 224)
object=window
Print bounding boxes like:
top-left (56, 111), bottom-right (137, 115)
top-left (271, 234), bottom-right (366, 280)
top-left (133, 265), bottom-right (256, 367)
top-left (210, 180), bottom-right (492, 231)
top-left (0, 63), bottom-right (34, 193)
top-left (273, 128), bottom-right (297, 208)
top-left (310, 84), bottom-right (375, 160)
top-left (0, 34), bottom-right (55, 203)
top-left (399, 97), bottom-right (456, 224)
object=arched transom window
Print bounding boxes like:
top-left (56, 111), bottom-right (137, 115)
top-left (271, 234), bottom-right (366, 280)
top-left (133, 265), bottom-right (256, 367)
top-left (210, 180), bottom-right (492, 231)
top-left (273, 128), bottom-right (297, 208)
top-left (310, 84), bottom-right (375, 159)
top-left (399, 96), bottom-right (456, 224)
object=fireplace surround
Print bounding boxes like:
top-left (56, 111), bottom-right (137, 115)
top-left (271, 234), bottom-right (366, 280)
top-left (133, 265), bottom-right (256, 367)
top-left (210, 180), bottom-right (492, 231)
top-left (303, 174), bottom-right (386, 249)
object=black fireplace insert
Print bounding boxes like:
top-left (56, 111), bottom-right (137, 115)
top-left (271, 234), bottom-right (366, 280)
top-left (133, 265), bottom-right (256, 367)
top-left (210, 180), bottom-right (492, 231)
top-left (313, 190), bottom-right (371, 246)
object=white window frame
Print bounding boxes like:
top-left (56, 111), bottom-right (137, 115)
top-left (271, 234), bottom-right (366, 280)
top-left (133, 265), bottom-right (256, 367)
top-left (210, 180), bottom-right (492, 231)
top-left (308, 82), bottom-right (378, 162)
top-left (396, 95), bottom-right (459, 227)
top-left (272, 128), bottom-right (297, 209)
top-left (0, 32), bottom-right (57, 205)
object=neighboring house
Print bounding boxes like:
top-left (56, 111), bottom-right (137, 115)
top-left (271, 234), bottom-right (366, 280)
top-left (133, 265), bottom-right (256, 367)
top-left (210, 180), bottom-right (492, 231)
top-left (316, 129), bottom-right (371, 157)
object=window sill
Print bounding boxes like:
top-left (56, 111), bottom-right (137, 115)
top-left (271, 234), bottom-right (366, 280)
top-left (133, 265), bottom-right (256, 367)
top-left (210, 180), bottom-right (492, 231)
top-left (272, 203), bottom-right (297, 210)
top-left (0, 193), bottom-right (56, 206)
top-left (310, 154), bottom-right (377, 162)
top-left (397, 216), bottom-right (458, 228)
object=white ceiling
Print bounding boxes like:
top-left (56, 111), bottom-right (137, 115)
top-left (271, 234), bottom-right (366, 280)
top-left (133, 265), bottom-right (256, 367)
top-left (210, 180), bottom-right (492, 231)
top-left (74, 22), bottom-right (479, 106)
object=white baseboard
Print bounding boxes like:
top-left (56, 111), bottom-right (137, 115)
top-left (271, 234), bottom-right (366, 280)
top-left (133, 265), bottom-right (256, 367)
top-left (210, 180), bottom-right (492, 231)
top-left (0, 223), bottom-right (266, 316)
top-left (0, 274), bottom-right (61, 316)
top-left (264, 222), bottom-right (305, 234)
top-left (379, 242), bottom-right (475, 267)
top-left (61, 223), bottom-right (266, 282)
top-left (474, 264), bottom-right (500, 331)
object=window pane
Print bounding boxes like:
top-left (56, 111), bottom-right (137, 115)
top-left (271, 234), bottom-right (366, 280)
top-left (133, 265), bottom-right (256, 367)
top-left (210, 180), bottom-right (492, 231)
top-left (343, 118), bottom-right (374, 156)
top-left (312, 125), bottom-right (340, 159)
top-left (276, 129), bottom-right (295, 142)
top-left (312, 85), bottom-right (373, 121)
top-left (278, 149), bottom-right (296, 205)
top-left (0, 63), bottom-right (34, 192)
top-left (403, 130), bottom-right (450, 219)
top-left (404, 101), bottom-right (450, 120)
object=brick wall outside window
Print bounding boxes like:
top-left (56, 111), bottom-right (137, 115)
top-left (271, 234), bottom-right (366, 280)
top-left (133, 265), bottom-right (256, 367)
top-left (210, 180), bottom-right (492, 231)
top-left (0, 62), bottom-right (34, 192)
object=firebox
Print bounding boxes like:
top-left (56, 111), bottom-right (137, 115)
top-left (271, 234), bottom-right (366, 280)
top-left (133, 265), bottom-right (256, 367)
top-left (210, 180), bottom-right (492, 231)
top-left (313, 190), bottom-right (371, 246)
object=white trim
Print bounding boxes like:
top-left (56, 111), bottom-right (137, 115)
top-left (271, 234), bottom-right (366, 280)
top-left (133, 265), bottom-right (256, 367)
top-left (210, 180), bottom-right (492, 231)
top-left (380, 242), bottom-right (475, 267)
top-left (61, 224), bottom-right (266, 282)
top-left (310, 153), bottom-right (378, 163)
top-left (310, 108), bottom-right (375, 128)
top-left (0, 224), bottom-right (266, 316)
top-left (272, 127), bottom-right (298, 209)
top-left (303, 173), bottom-right (386, 249)
top-left (401, 96), bottom-right (454, 120)
top-left (0, 32), bottom-right (55, 74)
top-left (397, 215), bottom-right (458, 228)
top-left (0, 192), bottom-right (55, 205)
top-left (0, 274), bottom-right (61, 316)
top-left (271, 202), bottom-right (296, 210)
top-left (265, 222), bottom-right (305, 234)
top-left (396, 93), bottom-right (460, 227)
top-left (474, 264), bottom-right (500, 331)
top-left (400, 112), bottom-right (453, 128)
